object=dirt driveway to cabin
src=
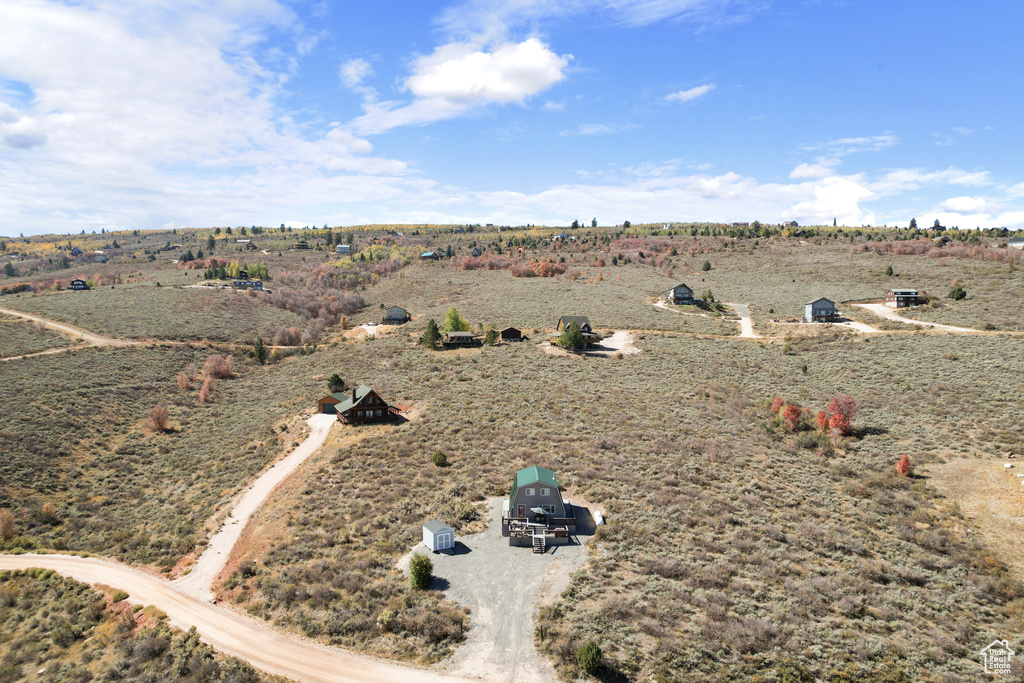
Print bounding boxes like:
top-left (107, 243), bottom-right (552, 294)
top-left (724, 303), bottom-right (759, 338)
top-left (539, 331), bottom-right (639, 358)
top-left (399, 498), bottom-right (596, 682)
top-left (0, 553), bottom-right (464, 683)
top-left (174, 413), bottom-right (337, 601)
top-left (853, 303), bottom-right (979, 332)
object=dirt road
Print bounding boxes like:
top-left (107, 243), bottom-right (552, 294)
top-left (724, 303), bottom-right (759, 338)
top-left (853, 303), bottom-right (978, 332)
top-left (0, 306), bottom-right (140, 347)
top-left (0, 554), bottom-right (460, 683)
top-left (174, 414), bottom-right (337, 601)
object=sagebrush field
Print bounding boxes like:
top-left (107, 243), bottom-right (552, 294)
top-left (3, 222), bottom-right (1024, 681)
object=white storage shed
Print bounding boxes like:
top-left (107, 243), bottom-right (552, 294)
top-left (423, 520), bottom-right (454, 552)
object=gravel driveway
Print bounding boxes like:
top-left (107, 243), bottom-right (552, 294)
top-left (423, 498), bottom-right (595, 683)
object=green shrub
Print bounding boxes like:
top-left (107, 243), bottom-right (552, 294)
top-left (948, 286), bottom-right (966, 300)
top-left (112, 590), bottom-right (129, 602)
top-left (701, 260), bottom-right (711, 271)
top-left (409, 554), bottom-right (433, 590)
top-left (577, 639), bottom-right (602, 674)
top-left (432, 450), bottom-right (448, 467)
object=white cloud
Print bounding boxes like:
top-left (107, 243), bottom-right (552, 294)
top-left (940, 196), bottom-right (987, 214)
top-left (436, 0), bottom-right (765, 43)
top-left (0, 0), bottom-right (408, 233)
top-left (560, 123), bottom-right (617, 136)
top-left (789, 162), bottom-right (836, 180)
top-left (665, 83), bottom-right (715, 103)
top-left (406, 38), bottom-right (569, 104)
top-left (340, 58), bottom-right (374, 89)
top-left (868, 167), bottom-right (990, 196)
top-left (801, 134), bottom-right (899, 157)
top-left (351, 38), bottom-right (571, 134)
top-left (542, 100), bottom-right (566, 111)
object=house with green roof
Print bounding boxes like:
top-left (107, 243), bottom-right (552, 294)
top-left (502, 465), bottom-right (575, 550)
top-left (317, 385), bottom-right (399, 424)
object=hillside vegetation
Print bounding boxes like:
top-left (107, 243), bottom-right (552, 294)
top-left (3, 223), bottom-right (1024, 680)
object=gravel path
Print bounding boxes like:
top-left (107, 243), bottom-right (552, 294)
top-left (173, 413), bottom-right (337, 601)
top-left (724, 302), bottom-right (759, 338)
top-left (416, 499), bottom-right (594, 683)
top-left (853, 303), bottom-right (979, 332)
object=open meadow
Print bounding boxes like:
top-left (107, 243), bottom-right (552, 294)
top-left (3, 224), bottom-right (1024, 681)
top-left (0, 314), bottom-right (78, 358)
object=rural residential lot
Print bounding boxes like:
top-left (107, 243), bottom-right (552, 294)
top-left (3, 223), bottom-right (1024, 682)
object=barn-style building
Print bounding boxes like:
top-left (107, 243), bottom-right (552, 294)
top-left (804, 297), bottom-right (838, 323)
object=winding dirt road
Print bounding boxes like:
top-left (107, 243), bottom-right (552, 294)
top-left (853, 303), bottom-right (979, 332)
top-left (173, 414), bottom-right (338, 601)
top-left (0, 554), bottom-right (461, 683)
top-left (0, 306), bottom-right (140, 347)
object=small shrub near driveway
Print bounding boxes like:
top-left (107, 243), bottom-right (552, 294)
top-left (577, 640), bottom-right (602, 675)
top-left (409, 553), bottom-right (433, 589)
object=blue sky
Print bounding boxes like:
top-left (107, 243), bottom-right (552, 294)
top-left (1, 0), bottom-right (1022, 235)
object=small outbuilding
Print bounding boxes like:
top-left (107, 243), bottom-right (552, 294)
top-left (423, 520), bottom-right (455, 552)
top-left (70, 247), bottom-right (83, 256)
top-left (420, 251), bottom-right (439, 260)
top-left (805, 297), bottom-right (838, 323)
top-left (500, 327), bottom-right (522, 341)
top-left (70, 279), bottom-right (89, 290)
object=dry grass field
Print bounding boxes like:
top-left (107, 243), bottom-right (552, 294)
top-left (0, 314), bottom-right (78, 358)
top-left (5, 285), bottom-right (305, 342)
top-left (3, 225), bottom-right (1024, 681)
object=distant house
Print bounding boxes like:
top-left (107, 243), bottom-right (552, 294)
top-left (934, 235), bottom-right (952, 246)
top-left (805, 297), bottom-right (838, 323)
top-left (70, 247), bottom-right (83, 256)
top-left (383, 306), bottom-right (411, 324)
top-left (235, 238), bottom-right (251, 244)
top-left (553, 315), bottom-right (599, 348)
top-left (453, 227), bottom-right (466, 234)
top-left (553, 233), bottom-right (568, 241)
top-left (1008, 237), bottom-right (1024, 250)
top-left (244, 242), bottom-right (258, 251)
top-left (785, 221), bottom-right (799, 228)
top-left (317, 385), bottom-right (400, 424)
top-left (556, 316), bottom-right (592, 334)
top-left (501, 466), bottom-right (575, 551)
top-left (420, 251), bottom-right (439, 260)
top-left (423, 520), bottom-right (455, 552)
top-left (885, 288), bottom-right (920, 308)
top-left (444, 331), bottom-right (478, 346)
top-left (95, 255), bottom-right (109, 263)
top-left (471, 247), bottom-right (482, 257)
top-left (500, 327), bottom-right (522, 341)
top-left (293, 241), bottom-right (311, 250)
top-left (232, 280), bottom-right (263, 291)
top-left (70, 278), bottom-right (88, 290)
top-left (335, 244), bottom-right (351, 255)
top-left (669, 283), bottom-right (694, 305)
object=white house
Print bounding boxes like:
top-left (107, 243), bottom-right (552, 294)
top-left (335, 244), bottom-right (351, 254)
top-left (423, 520), bottom-right (454, 552)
